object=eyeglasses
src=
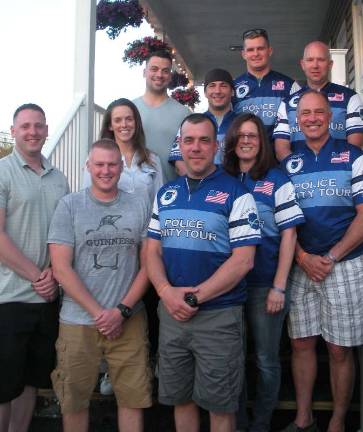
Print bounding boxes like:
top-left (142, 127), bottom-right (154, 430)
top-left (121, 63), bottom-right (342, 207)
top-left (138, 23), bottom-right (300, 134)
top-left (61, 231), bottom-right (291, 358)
top-left (237, 133), bottom-right (259, 142)
top-left (242, 28), bottom-right (269, 41)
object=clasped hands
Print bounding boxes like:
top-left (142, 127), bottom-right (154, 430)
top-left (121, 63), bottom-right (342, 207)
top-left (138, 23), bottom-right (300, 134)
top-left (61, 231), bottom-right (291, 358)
top-left (95, 308), bottom-right (124, 340)
top-left (299, 253), bottom-right (334, 282)
top-left (32, 267), bottom-right (58, 302)
top-left (160, 285), bottom-right (199, 322)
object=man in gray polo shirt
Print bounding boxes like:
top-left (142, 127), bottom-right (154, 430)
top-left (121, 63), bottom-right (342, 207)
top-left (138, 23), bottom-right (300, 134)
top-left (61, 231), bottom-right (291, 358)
top-left (48, 139), bottom-right (152, 432)
top-left (0, 103), bottom-right (69, 432)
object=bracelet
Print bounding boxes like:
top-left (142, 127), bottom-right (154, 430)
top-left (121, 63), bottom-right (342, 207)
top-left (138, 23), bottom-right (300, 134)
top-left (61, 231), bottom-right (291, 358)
top-left (296, 251), bottom-right (307, 265)
top-left (327, 252), bottom-right (338, 263)
top-left (156, 283), bottom-right (170, 297)
top-left (272, 286), bottom-right (286, 294)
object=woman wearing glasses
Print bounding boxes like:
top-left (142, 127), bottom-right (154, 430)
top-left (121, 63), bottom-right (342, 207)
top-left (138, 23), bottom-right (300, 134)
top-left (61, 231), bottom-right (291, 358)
top-left (224, 113), bottom-right (304, 432)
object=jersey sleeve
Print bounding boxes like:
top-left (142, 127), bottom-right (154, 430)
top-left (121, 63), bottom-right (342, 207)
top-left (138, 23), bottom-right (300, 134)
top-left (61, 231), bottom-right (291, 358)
top-left (274, 177), bottom-right (305, 230)
top-left (351, 153), bottom-right (363, 205)
top-left (346, 93), bottom-right (363, 136)
top-left (228, 191), bottom-right (261, 248)
top-left (273, 101), bottom-right (290, 140)
top-left (290, 81), bottom-right (301, 95)
top-left (147, 196), bottom-right (161, 240)
top-left (168, 128), bottom-right (183, 162)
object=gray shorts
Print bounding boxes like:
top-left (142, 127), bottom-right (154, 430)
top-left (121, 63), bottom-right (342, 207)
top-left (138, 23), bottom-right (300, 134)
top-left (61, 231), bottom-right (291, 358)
top-left (288, 255), bottom-right (363, 347)
top-left (157, 302), bottom-right (244, 413)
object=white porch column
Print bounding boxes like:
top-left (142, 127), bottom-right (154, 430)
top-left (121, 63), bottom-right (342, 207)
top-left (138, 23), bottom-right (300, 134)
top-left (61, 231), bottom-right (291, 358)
top-left (352, 0), bottom-right (363, 94)
top-left (329, 49), bottom-right (349, 87)
top-left (74, 0), bottom-right (96, 174)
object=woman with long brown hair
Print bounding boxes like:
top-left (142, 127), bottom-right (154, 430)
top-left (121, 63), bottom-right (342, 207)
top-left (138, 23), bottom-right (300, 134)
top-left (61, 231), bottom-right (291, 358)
top-left (224, 113), bottom-right (304, 432)
top-left (83, 98), bottom-right (163, 205)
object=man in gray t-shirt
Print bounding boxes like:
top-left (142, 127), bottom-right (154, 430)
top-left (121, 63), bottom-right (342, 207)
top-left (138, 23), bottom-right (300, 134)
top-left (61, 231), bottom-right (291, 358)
top-left (48, 139), bottom-right (152, 432)
top-left (133, 50), bottom-right (190, 182)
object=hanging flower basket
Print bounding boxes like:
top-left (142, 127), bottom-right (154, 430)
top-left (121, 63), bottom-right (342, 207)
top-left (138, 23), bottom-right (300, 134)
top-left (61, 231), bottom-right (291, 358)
top-left (122, 36), bottom-right (171, 66)
top-left (168, 71), bottom-right (190, 90)
top-left (171, 87), bottom-right (201, 110)
top-left (96, 0), bottom-right (144, 40)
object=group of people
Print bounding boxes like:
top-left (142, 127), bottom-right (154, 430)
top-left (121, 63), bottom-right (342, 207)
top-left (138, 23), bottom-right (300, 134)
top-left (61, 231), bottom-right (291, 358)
top-left (0, 27), bottom-right (362, 432)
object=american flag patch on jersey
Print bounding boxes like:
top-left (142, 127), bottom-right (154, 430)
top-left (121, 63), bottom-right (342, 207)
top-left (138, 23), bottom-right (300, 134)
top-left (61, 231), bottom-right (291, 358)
top-left (254, 181), bottom-right (274, 195)
top-left (205, 190), bottom-right (229, 204)
top-left (331, 151), bottom-right (350, 163)
top-left (328, 93), bottom-right (344, 102)
top-left (272, 81), bottom-right (285, 90)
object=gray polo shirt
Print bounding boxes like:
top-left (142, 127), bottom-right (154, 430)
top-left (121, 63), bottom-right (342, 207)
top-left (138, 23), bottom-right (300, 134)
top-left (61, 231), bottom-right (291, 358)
top-left (0, 148), bottom-right (69, 303)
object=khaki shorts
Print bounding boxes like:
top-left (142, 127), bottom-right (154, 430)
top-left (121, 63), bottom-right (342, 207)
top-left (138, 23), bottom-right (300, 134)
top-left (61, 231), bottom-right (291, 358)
top-left (52, 309), bottom-right (152, 414)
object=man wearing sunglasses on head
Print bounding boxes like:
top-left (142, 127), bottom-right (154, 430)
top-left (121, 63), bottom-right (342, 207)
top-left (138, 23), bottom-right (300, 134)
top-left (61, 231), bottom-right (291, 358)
top-left (234, 29), bottom-right (297, 148)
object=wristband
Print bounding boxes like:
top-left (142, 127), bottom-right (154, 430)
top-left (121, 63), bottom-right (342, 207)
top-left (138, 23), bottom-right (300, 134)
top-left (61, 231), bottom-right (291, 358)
top-left (272, 286), bottom-right (286, 294)
top-left (296, 251), bottom-right (307, 265)
top-left (156, 283), bottom-right (170, 297)
top-left (327, 252), bottom-right (338, 263)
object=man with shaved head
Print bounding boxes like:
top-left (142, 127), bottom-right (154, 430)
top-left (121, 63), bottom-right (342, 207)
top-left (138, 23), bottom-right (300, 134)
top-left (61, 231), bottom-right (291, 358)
top-left (274, 41), bottom-right (363, 160)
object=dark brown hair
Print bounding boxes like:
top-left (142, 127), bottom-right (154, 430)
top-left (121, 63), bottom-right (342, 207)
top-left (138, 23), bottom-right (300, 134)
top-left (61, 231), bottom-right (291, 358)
top-left (13, 103), bottom-right (45, 122)
top-left (223, 113), bottom-right (276, 180)
top-left (180, 113), bottom-right (217, 139)
top-left (242, 28), bottom-right (270, 49)
top-left (99, 98), bottom-right (153, 168)
top-left (145, 50), bottom-right (173, 65)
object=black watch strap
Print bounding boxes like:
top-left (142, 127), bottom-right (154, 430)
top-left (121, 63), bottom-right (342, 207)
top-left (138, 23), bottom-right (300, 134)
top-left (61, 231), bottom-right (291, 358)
top-left (117, 303), bottom-right (133, 319)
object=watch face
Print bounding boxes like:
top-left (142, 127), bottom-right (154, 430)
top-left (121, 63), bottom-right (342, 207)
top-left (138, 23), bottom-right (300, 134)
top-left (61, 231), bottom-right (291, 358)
top-left (122, 306), bottom-right (132, 318)
top-left (118, 304), bottom-right (132, 318)
top-left (184, 293), bottom-right (198, 307)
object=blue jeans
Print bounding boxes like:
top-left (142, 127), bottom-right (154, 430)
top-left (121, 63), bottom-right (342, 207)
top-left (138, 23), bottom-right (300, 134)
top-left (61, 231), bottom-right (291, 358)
top-left (237, 286), bottom-right (289, 432)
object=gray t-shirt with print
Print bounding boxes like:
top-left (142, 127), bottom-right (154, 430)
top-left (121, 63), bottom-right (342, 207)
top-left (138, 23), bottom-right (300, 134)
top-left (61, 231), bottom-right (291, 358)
top-left (48, 188), bottom-right (150, 325)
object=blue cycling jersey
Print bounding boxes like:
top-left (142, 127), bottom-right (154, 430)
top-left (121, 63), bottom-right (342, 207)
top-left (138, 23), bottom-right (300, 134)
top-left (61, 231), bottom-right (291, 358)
top-left (274, 82), bottom-right (363, 143)
top-left (281, 138), bottom-right (363, 260)
top-left (148, 167), bottom-right (261, 308)
top-left (241, 168), bottom-right (304, 287)
top-left (233, 70), bottom-right (295, 140)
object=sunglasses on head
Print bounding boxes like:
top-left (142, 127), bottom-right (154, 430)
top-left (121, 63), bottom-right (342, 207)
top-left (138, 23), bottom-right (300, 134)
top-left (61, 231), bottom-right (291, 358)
top-left (242, 28), bottom-right (268, 40)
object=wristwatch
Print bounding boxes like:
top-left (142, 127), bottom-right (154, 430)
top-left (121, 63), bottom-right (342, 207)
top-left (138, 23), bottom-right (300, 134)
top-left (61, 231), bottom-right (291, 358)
top-left (116, 303), bottom-right (133, 319)
top-left (184, 292), bottom-right (198, 308)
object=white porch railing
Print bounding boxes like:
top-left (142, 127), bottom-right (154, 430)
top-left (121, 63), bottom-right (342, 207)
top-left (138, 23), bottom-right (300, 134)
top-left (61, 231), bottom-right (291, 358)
top-left (94, 103), bottom-right (105, 141)
top-left (42, 94), bottom-right (105, 192)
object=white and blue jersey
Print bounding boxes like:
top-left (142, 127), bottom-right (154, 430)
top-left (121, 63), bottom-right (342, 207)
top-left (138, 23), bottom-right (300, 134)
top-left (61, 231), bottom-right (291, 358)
top-left (168, 110), bottom-right (236, 166)
top-left (233, 70), bottom-right (295, 140)
top-left (241, 168), bottom-right (305, 287)
top-left (148, 167), bottom-right (261, 309)
top-left (274, 82), bottom-right (363, 144)
top-left (281, 138), bottom-right (363, 260)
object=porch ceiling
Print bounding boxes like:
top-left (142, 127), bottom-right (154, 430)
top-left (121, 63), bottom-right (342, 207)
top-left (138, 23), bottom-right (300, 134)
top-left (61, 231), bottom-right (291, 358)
top-left (141, 0), bottom-right (331, 83)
